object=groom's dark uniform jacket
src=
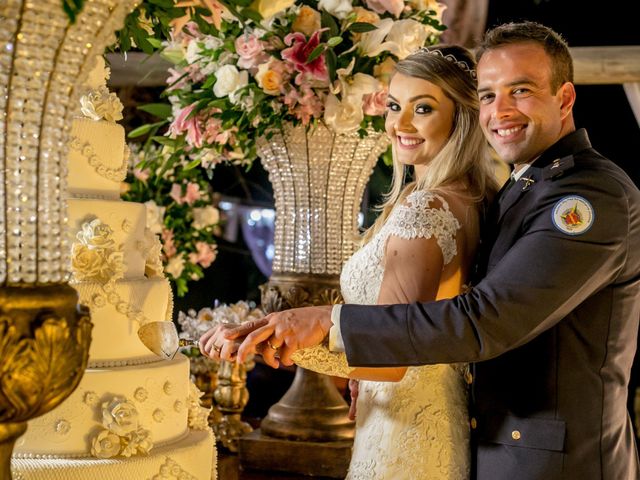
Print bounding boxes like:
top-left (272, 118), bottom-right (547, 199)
top-left (341, 129), bottom-right (640, 479)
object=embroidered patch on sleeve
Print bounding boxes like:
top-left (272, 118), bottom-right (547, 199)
top-left (551, 195), bottom-right (595, 235)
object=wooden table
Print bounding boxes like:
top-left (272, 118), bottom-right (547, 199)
top-left (218, 452), bottom-right (338, 480)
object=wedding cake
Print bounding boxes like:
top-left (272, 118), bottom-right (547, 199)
top-left (12, 57), bottom-right (216, 480)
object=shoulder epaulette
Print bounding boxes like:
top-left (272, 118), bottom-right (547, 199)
top-left (542, 155), bottom-right (575, 181)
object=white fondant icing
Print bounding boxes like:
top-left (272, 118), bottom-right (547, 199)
top-left (72, 277), bottom-right (172, 365)
top-left (16, 356), bottom-right (191, 457)
top-left (67, 118), bottom-right (127, 200)
top-left (11, 429), bottom-right (216, 480)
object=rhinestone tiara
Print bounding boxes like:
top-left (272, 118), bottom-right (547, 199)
top-left (418, 47), bottom-right (477, 79)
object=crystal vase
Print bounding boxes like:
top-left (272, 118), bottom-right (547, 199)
top-left (239, 123), bottom-right (388, 478)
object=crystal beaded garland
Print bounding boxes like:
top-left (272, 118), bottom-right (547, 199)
top-left (257, 124), bottom-right (389, 275)
top-left (0, 0), bottom-right (137, 285)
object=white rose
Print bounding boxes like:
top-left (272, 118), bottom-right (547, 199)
top-left (317, 0), bottom-right (353, 19)
top-left (192, 206), bottom-right (220, 229)
top-left (213, 65), bottom-right (248, 99)
top-left (324, 93), bottom-right (364, 133)
top-left (165, 255), bottom-right (186, 279)
top-left (385, 19), bottom-right (430, 59)
top-left (144, 200), bottom-right (165, 234)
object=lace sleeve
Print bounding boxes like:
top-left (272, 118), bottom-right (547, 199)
top-left (386, 191), bottom-right (461, 265)
top-left (291, 345), bottom-right (355, 378)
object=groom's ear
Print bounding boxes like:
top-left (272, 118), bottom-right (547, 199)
top-left (558, 81), bottom-right (576, 121)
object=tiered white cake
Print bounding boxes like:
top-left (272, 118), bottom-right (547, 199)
top-left (12, 57), bottom-right (216, 480)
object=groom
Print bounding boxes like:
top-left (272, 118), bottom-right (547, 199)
top-left (214, 22), bottom-right (640, 479)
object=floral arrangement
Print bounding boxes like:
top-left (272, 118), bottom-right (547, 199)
top-left (178, 300), bottom-right (263, 370)
top-left (119, 0), bottom-right (445, 171)
top-left (122, 143), bottom-right (221, 296)
top-left (89, 396), bottom-right (153, 459)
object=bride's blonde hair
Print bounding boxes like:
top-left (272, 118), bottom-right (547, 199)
top-left (361, 45), bottom-right (497, 244)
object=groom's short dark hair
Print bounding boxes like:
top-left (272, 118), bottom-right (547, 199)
top-left (476, 21), bottom-right (573, 93)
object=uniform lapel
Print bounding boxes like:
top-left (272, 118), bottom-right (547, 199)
top-left (495, 171), bottom-right (539, 225)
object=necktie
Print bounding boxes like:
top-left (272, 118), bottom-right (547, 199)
top-left (498, 176), bottom-right (517, 203)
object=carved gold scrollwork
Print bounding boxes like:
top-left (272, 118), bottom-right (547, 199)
top-left (0, 310), bottom-right (92, 422)
top-left (0, 285), bottom-right (92, 479)
top-left (259, 274), bottom-right (344, 312)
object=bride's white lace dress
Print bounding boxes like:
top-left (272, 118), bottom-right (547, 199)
top-left (293, 190), bottom-right (470, 479)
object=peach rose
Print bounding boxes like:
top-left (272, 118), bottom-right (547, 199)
top-left (256, 63), bottom-right (284, 95)
top-left (292, 6), bottom-right (321, 37)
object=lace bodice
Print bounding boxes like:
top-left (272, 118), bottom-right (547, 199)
top-left (292, 190), bottom-right (470, 479)
top-left (293, 191), bottom-right (461, 378)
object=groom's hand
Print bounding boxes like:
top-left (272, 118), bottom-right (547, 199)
top-left (225, 306), bottom-right (333, 367)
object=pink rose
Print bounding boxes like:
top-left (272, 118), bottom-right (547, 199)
top-left (365, 0), bottom-right (404, 17)
top-left (281, 31), bottom-right (328, 83)
top-left (235, 34), bottom-right (269, 69)
top-left (183, 182), bottom-right (201, 205)
top-left (188, 242), bottom-right (217, 268)
top-left (363, 88), bottom-right (388, 116)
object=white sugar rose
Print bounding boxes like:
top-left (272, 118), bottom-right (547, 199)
top-left (80, 86), bottom-right (123, 122)
top-left (385, 19), bottom-right (431, 59)
top-left (90, 429), bottom-right (122, 459)
top-left (77, 219), bottom-right (115, 250)
top-left (192, 206), bottom-right (220, 229)
top-left (102, 397), bottom-right (139, 436)
top-left (144, 200), bottom-right (166, 234)
top-left (142, 231), bottom-right (164, 278)
top-left (121, 427), bottom-right (153, 457)
top-left (71, 242), bottom-right (124, 283)
top-left (187, 381), bottom-right (211, 431)
top-left (317, 0), bottom-right (353, 19)
top-left (71, 244), bottom-right (103, 278)
top-left (213, 65), bottom-right (248, 101)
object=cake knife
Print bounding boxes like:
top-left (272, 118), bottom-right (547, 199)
top-left (137, 321), bottom-right (198, 360)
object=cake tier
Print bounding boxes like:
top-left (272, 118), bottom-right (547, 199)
top-left (67, 117), bottom-right (127, 200)
top-left (73, 277), bottom-right (172, 366)
top-left (15, 356), bottom-right (191, 457)
top-left (12, 428), bottom-right (216, 480)
top-left (67, 198), bottom-right (146, 279)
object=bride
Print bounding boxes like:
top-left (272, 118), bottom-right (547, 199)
top-left (201, 44), bottom-right (497, 479)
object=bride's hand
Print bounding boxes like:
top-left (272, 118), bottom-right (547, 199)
top-left (199, 324), bottom-right (242, 360)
